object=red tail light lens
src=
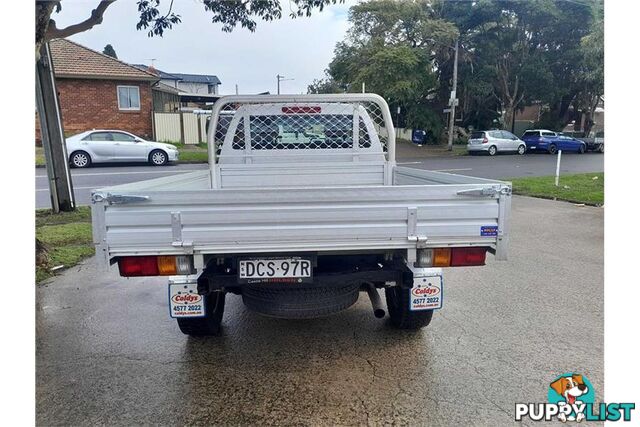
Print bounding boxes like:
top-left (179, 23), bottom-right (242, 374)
top-left (482, 137), bottom-right (488, 144)
top-left (450, 247), bottom-right (487, 266)
top-left (118, 256), bottom-right (159, 276)
top-left (118, 255), bottom-right (194, 277)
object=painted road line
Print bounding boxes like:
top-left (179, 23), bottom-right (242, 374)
top-left (35, 170), bottom-right (194, 178)
top-left (37, 186), bottom-right (99, 192)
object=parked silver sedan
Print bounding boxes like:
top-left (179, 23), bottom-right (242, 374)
top-left (66, 130), bottom-right (179, 168)
top-left (467, 130), bottom-right (527, 156)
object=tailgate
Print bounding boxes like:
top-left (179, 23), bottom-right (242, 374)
top-left (91, 168), bottom-right (511, 265)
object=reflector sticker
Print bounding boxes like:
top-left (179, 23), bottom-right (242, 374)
top-left (410, 275), bottom-right (443, 311)
top-left (481, 225), bottom-right (498, 236)
top-left (169, 283), bottom-right (205, 318)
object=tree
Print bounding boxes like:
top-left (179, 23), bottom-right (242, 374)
top-left (313, 0), bottom-right (458, 142)
top-left (438, 0), bottom-right (600, 131)
top-left (573, 0), bottom-right (604, 135)
top-left (36, 0), bottom-right (342, 55)
top-left (102, 43), bottom-right (117, 58)
top-left (307, 76), bottom-right (346, 94)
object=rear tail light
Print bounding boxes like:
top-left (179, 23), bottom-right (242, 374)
top-left (416, 247), bottom-right (487, 268)
top-left (433, 248), bottom-right (452, 267)
top-left (118, 256), bottom-right (194, 277)
top-left (416, 249), bottom-right (434, 267)
top-left (482, 137), bottom-right (489, 144)
top-left (450, 247), bottom-right (487, 266)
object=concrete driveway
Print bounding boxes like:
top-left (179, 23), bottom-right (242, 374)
top-left (36, 196), bottom-right (603, 425)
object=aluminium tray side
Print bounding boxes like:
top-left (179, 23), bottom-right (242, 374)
top-left (92, 168), bottom-right (510, 263)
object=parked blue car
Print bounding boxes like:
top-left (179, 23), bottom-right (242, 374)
top-left (521, 129), bottom-right (586, 154)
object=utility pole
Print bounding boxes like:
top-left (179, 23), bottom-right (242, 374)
top-left (447, 39), bottom-right (459, 152)
top-left (235, 84), bottom-right (239, 95)
top-left (362, 82), bottom-right (366, 93)
top-left (276, 74), bottom-right (294, 94)
top-left (36, 42), bottom-right (75, 212)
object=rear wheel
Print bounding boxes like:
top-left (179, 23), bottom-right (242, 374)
top-left (548, 144), bottom-right (558, 155)
top-left (70, 151), bottom-right (91, 168)
top-left (177, 292), bottom-right (225, 336)
top-left (385, 286), bottom-right (434, 330)
top-left (598, 144), bottom-right (604, 153)
top-left (488, 145), bottom-right (497, 156)
top-left (517, 145), bottom-right (526, 155)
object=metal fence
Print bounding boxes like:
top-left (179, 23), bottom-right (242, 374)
top-left (153, 112), bottom-right (208, 144)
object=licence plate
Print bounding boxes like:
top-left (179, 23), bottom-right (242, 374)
top-left (169, 283), bottom-right (205, 318)
top-left (410, 275), bottom-right (443, 311)
top-left (238, 257), bottom-right (312, 283)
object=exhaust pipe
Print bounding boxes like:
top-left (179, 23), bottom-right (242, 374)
top-left (365, 283), bottom-right (386, 318)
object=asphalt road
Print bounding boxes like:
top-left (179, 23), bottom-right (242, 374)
top-left (35, 152), bottom-right (604, 209)
top-left (36, 196), bottom-right (604, 425)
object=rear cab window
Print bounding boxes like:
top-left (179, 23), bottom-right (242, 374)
top-left (248, 114), bottom-right (354, 150)
top-left (470, 132), bottom-right (485, 139)
top-left (522, 131), bottom-right (540, 138)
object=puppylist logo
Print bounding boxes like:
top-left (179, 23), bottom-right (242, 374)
top-left (515, 373), bottom-right (635, 422)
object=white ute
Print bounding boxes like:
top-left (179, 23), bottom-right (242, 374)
top-left (91, 94), bottom-right (512, 336)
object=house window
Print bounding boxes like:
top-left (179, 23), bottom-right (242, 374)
top-left (117, 86), bottom-right (141, 110)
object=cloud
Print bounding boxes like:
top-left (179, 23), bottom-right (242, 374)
top-left (55, 0), bottom-right (356, 94)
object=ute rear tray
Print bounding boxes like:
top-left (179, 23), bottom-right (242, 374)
top-left (91, 166), bottom-right (511, 264)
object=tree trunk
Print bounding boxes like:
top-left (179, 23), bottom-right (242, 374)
top-left (35, 2), bottom-right (56, 58)
top-left (583, 110), bottom-right (594, 136)
top-left (503, 102), bottom-right (515, 131)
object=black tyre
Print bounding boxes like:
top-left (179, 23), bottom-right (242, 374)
top-left (578, 144), bottom-right (586, 154)
top-left (149, 149), bottom-right (168, 166)
top-left (517, 145), bottom-right (526, 155)
top-left (488, 145), bottom-right (497, 156)
top-left (70, 150), bottom-right (91, 168)
top-left (385, 286), bottom-right (434, 330)
top-left (598, 144), bottom-right (604, 153)
top-left (548, 144), bottom-right (558, 155)
top-left (242, 284), bottom-right (359, 319)
top-left (177, 292), bottom-right (225, 336)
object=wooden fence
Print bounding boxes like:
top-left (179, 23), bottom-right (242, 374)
top-left (153, 112), bottom-right (208, 144)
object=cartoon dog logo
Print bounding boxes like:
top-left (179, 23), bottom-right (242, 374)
top-left (550, 374), bottom-right (589, 422)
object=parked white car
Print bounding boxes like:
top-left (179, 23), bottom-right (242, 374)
top-left (66, 130), bottom-right (179, 168)
top-left (467, 130), bottom-right (526, 156)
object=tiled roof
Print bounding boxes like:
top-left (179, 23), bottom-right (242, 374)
top-left (49, 39), bottom-right (158, 81)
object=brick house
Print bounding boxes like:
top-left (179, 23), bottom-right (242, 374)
top-left (37, 38), bottom-right (177, 142)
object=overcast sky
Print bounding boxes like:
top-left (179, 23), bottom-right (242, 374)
top-left (54, 0), bottom-right (357, 94)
